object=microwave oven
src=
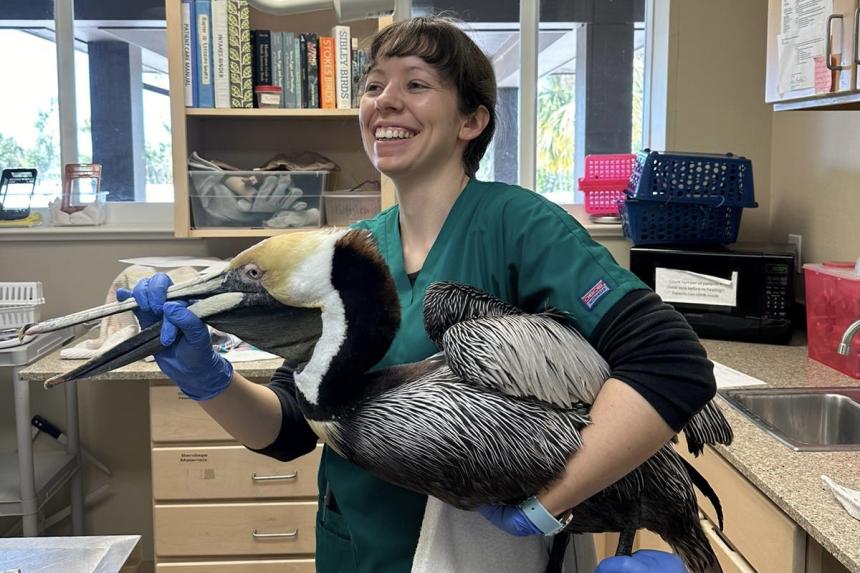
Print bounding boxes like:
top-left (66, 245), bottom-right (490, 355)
top-left (629, 244), bottom-right (795, 344)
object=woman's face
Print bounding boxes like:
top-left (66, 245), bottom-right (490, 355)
top-left (359, 55), bottom-right (468, 179)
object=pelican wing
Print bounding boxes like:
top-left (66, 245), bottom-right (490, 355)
top-left (441, 313), bottom-right (610, 407)
top-left (423, 282), bottom-right (522, 348)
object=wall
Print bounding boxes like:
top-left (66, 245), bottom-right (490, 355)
top-left (770, 112), bottom-right (860, 264)
top-left (664, 0), bottom-right (773, 243)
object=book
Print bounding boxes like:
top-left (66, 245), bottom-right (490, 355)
top-left (331, 25), bottom-right (352, 109)
top-left (299, 33), bottom-right (308, 108)
top-left (304, 33), bottom-right (320, 108)
top-left (251, 29), bottom-right (272, 107)
top-left (351, 37), bottom-right (365, 108)
top-left (180, 0), bottom-right (195, 106)
top-left (210, 0), bottom-right (230, 108)
top-left (319, 36), bottom-right (336, 109)
top-left (227, 0), bottom-right (253, 108)
top-left (293, 35), bottom-right (304, 108)
top-left (271, 31), bottom-right (285, 107)
top-left (194, 0), bottom-right (214, 108)
top-left (282, 32), bottom-right (299, 108)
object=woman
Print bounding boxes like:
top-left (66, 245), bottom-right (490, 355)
top-left (121, 17), bottom-right (710, 573)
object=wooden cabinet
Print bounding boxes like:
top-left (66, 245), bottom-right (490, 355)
top-left (164, 1), bottom-right (395, 238)
top-left (766, 0), bottom-right (860, 110)
top-left (620, 436), bottom-right (850, 573)
top-left (150, 381), bottom-right (321, 572)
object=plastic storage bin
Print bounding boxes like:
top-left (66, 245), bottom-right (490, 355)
top-left (0, 282), bottom-right (45, 348)
top-left (803, 262), bottom-right (860, 379)
top-left (620, 150), bottom-right (758, 245)
top-left (577, 153), bottom-right (636, 215)
top-left (189, 170), bottom-right (325, 229)
top-left (323, 191), bottom-right (381, 226)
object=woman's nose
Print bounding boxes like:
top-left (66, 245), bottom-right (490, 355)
top-left (374, 84), bottom-right (403, 112)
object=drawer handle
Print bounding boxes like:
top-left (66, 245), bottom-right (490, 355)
top-left (252, 529), bottom-right (298, 539)
top-left (251, 471), bottom-right (298, 481)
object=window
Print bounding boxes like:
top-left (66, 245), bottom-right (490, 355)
top-left (0, 29), bottom-right (61, 207)
top-left (0, 0), bottom-right (173, 204)
top-left (417, 0), bottom-right (647, 204)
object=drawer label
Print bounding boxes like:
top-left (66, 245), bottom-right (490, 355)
top-left (179, 452), bottom-right (209, 463)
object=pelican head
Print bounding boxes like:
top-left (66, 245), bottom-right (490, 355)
top-left (26, 228), bottom-right (400, 412)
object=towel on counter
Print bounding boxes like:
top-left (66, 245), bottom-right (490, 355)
top-left (410, 497), bottom-right (596, 573)
top-left (822, 475), bottom-right (860, 521)
top-left (60, 265), bottom-right (199, 360)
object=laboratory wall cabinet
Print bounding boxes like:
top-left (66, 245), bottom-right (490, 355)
top-left (765, 0), bottom-right (860, 110)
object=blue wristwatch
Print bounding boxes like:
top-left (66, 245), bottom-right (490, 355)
top-left (518, 496), bottom-right (573, 536)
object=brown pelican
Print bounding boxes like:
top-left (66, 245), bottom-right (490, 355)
top-left (26, 228), bottom-right (733, 572)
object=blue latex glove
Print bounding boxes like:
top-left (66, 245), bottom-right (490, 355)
top-left (116, 272), bottom-right (233, 401)
top-left (596, 550), bottom-right (688, 573)
top-left (477, 504), bottom-right (543, 536)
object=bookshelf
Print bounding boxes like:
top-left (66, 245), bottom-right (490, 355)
top-left (166, 1), bottom-right (394, 238)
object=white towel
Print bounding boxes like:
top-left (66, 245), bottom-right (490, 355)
top-left (60, 265), bottom-right (199, 359)
top-left (411, 497), bottom-right (596, 573)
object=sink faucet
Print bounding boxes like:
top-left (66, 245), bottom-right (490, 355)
top-left (838, 319), bottom-right (860, 355)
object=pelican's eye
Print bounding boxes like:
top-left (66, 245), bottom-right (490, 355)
top-left (242, 263), bottom-right (265, 282)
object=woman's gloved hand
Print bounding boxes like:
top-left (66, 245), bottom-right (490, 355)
top-left (477, 496), bottom-right (567, 537)
top-left (116, 273), bottom-right (233, 401)
top-left (596, 550), bottom-right (688, 572)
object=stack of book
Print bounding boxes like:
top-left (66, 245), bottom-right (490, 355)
top-left (181, 0), bottom-right (368, 109)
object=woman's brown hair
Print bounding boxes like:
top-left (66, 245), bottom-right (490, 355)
top-left (365, 17), bottom-right (497, 177)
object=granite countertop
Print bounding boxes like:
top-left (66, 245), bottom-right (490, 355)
top-left (19, 334), bottom-right (860, 570)
top-left (701, 336), bottom-right (860, 573)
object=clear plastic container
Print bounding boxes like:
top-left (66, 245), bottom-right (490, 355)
top-left (188, 170), bottom-right (325, 229)
top-left (323, 191), bottom-right (381, 226)
top-left (803, 262), bottom-right (860, 379)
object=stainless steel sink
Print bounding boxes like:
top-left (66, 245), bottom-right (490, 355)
top-left (719, 387), bottom-right (860, 451)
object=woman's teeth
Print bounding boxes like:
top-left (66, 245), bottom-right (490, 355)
top-left (375, 127), bottom-right (416, 140)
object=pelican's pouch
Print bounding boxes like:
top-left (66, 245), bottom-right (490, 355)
top-left (316, 502), bottom-right (357, 573)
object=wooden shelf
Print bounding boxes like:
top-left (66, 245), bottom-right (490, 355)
top-left (187, 227), bottom-right (324, 238)
top-left (185, 108), bottom-right (360, 118)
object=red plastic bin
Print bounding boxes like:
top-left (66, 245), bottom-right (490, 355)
top-left (577, 153), bottom-right (637, 215)
top-left (803, 262), bottom-right (860, 379)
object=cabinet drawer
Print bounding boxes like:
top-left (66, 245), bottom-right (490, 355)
top-left (677, 436), bottom-right (805, 573)
top-left (701, 519), bottom-right (755, 573)
top-left (153, 445), bottom-right (321, 501)
top-left (156, 559), bottom-right (314, 573)
top-left (154, 501), bottom-right (316, 557)
top-left (150, 384), bottom-right (233, 443)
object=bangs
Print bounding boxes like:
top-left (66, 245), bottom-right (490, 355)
top-left (367, 19), bottom-right (467, 86)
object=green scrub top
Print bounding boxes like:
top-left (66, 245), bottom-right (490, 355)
top-left (315, 178), bottom-right (647, 573)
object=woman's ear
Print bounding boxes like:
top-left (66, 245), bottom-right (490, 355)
top-left (459, 105), bottom-right (490, 142)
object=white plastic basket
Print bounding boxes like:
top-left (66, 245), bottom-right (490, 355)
top-left (0, 282), bottom-right (45, 306)
top-left (0, 282), bottom-right (44, 330)
top-left (0, 305), bottom-right (40, 330)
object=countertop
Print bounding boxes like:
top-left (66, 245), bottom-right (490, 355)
top-left (0, 535), bottom-right (140, 573)
top-left (19, 335), bottom-right (860, 571)
top-left (701, 336), bottom-right (860, 573)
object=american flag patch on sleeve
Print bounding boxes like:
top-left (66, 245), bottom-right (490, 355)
top-left (580, 279), bottom-right (610, 310)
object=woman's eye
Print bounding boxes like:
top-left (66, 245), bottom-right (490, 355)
top-left (408, 81), bottom-right (427, 90)
top-left (364, 83), bottom-right (382, 93)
